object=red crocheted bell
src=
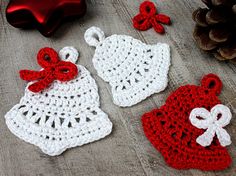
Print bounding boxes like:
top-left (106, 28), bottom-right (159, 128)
top-left (142, 74), bottom-right (232, 171)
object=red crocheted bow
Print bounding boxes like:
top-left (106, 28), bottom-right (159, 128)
top-left (20, 47), bottom-right (78, 93)
top-left (132, 1), bottom-right (171, 34)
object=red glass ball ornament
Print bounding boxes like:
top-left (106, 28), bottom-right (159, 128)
top-left (6, 0), bottom-right (87, 37)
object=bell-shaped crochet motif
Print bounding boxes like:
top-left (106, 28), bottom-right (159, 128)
top-left (142, 74), bottom-right (232, 171)
top-left (84, 26), bottom-right (171, 107)
top-left (5, 47), bottom-right (112, 156)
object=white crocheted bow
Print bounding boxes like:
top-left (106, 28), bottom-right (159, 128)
top-left (189, 104), bottom-right (232, 147)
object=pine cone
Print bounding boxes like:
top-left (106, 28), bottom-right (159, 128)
top-left (192, 0), bottom-right (236, 63)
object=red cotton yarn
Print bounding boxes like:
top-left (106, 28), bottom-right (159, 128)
top-left (20, 47), bottom-right (78, 93)
top-left (142, 74), bottom-right (232, 171)
top-left (132, 1), bottom-right (171, 34)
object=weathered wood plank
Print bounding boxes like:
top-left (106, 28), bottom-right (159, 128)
top-left (0, 0), bottom-right (235, 175)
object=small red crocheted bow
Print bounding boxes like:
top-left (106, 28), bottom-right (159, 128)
top-left (132, 1), bottom-right (171, 34)
top-left (20, 47), bottom-right (78, 93)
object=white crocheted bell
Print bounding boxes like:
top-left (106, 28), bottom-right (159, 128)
top-left (85, 26), bottom-right (171, 107)
top-left (5, 47), bottom-right (112, 156)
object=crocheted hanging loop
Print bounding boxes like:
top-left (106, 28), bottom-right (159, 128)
top-left (190, 104), bottom-right (232, 147)
top-left (201, 73), bottom-right (222, 95)
top-left (59, 46), bottom-right (79, 64)
top-left (20, 47), bottom-right (78, 93)
top-left (132, 1), bottom-right (171, 34)
top-left (84, 26), bottom-right (105, 47)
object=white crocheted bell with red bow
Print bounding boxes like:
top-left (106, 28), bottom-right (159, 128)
top-left (5, 47), bottom-right (112, 156)
top-left (85, 26), bottom-right (171, 107)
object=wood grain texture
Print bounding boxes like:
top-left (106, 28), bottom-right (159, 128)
top-left (0, 0), bottom-right (235, 175)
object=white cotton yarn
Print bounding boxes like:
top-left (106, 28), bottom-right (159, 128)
top-left (84, 26), bottom-right (171, 107)
top-left (5, 47), bottom-right (112, 156)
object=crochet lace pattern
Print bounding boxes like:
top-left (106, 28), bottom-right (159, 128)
top-left (5, 47), bottom-right (113, 156)
top-left (84, 26), bottom-right (171, 107)
top-left (142, 74), bottom-right (232, 171)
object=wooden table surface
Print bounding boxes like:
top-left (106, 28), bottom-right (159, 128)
top-left (0, 0), bottom-right (235, 175)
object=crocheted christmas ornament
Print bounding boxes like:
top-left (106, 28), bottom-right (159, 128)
top-left (5, 47), bottom-right (112, 156)
top-left (142, 74), bottom-right (232, 171)
top-left (132, 1), bottom-right (171, 34)
top-left (84, 26), bottom-right (171, 107)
